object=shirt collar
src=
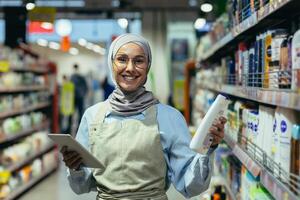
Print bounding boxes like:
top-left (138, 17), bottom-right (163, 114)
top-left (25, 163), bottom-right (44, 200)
top-left (105, 110), bottom-right (146, 117)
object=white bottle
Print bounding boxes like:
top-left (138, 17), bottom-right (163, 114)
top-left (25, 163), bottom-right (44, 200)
top-left (190, 94), bottom-right (229, 154)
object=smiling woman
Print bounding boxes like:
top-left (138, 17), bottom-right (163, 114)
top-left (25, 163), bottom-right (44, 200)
top-left (113, 43), bottom-right (148, 92)
top-left (61, 33), bottom-right (227, 200)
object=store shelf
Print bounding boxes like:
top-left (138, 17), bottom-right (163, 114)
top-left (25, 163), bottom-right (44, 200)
top-left (0, 102), bottom-right (50, 119)
top-left (6, 144), bottom-right (55, 173)
top-left (223, 135), bottom-right (299, 200)
top-left (224, 135), bottom-right (261, 177)
top-left (0, 85), bottom-right (48, 93)
top-left (199, 0), bottom-right (300, 62)
top-left (0, 121), bottom-right (50, 148)
top-left (198, 83), bottom-right (300, 111)
top-left (260, 169), bottom-right (299, 200)
top-left (10, 67), bottom-right (49, 74)
top-left (4, 164), bottom-right (57, 200)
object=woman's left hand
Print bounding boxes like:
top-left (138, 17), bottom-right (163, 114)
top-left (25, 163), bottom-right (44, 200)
top-left (209, 116), bottom-right (227, 146)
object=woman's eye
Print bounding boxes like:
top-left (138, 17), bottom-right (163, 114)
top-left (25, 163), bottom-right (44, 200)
top-left (117, 57), bottom-right (127, 63)
top-left (134, 59), bottom-right (145, 64)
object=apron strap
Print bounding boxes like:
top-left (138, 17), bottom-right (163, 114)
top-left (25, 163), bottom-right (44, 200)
top-left (92, 100), bottom-right (110, 125)
top-left (144, 104), bottom-right (157, 125)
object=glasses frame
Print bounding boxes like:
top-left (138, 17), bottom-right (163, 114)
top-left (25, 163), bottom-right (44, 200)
top-left (112, 54), bottom-right (148, 70)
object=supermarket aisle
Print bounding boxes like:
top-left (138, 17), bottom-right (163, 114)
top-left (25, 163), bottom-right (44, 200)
top-left (19, 160), bottom-right (96, 200)
top-left (19, 157), bottom-right (193, 200)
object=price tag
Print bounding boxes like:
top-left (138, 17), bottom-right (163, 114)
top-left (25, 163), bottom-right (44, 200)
top-left (0, 60), bottom-right (10, 72)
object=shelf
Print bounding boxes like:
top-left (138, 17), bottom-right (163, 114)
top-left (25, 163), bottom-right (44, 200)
top-left (10, 67), bottom-right (49, 74)
top-left (6, 144), bottom-right (55, 173)
top-left (4, 164), bottom-right (57, 200)
top-left (0, 121), bottom-right (50, 148)
top-left (260, 169), bottom-right (299, 200)
top-left (0, 102), bottom-right (50, 119)
top-left (223, 135), bottom-right (299, 200)
top-left (224, 135), bottom-right (261, 177)
top-left (0, 85), bottom-right (48, 93)
top-left (198, 83), bottom-right (300, 111)
top-left (199, 0), bottom-right (300, 62)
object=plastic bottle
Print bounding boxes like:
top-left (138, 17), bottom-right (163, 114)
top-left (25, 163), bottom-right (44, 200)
top-left (290, 124), bottom-right (300, 193)
top-left (292, 29), bottom-right (300, 92)
top-left (190, 94), bottom-right (229, 154)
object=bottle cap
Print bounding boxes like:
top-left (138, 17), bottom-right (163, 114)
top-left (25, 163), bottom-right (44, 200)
top-left (292, 124), bottom-right (300, 140)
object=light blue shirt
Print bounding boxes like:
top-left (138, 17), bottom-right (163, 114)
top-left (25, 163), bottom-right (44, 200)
top-left (67, 102), bottom-right (215, 198)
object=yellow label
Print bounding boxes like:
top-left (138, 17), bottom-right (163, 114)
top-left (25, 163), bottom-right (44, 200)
top-left (61, 81), bottom-right (75, 116)
top-left (28, 7), bottom-right (56, 23)
top-left (264, 34), bottom-right (272, 88)
top-left (0, 61), bottom-right (10, 72)
top-left (0, 171), bottom-right (11, 184)
top-left (173, 79), bottom-right (185, 110)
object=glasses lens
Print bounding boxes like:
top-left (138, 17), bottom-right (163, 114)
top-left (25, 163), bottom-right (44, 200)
top-left (114, 55), bottom-right (147, 69)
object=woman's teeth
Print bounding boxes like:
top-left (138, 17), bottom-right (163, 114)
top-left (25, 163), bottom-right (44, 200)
top-left (123, 76), bottom-right (136, 80)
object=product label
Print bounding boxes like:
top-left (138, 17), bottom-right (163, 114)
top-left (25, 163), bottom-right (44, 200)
top-left (273, 119), bottom-right (277, 132)
top-left (281, 120), bottom-right (287, 133)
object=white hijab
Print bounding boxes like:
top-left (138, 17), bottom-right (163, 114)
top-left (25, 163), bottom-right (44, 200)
top-left (107, 33), bottom-right (159, 116)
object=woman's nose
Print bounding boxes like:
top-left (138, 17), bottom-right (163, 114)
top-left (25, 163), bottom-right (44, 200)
top-left (125, 59), bottom-right (135, 71)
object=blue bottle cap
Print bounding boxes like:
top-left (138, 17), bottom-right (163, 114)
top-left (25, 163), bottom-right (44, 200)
top-left (292, 124), bottom-right (300, 140)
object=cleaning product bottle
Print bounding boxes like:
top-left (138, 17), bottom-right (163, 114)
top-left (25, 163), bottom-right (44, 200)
top-left (278, 107), bottom-right (298, 182)
top-left (290, 124), bottom-right (300, 193)
top-left (292, 29), bottom-right (300, 92)
top-left (190, 94), bottom-right (230, 154)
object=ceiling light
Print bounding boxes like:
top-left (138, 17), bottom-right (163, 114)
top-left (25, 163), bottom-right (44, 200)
top-left (55, 19), bottom-right (72, 37)
top-left (37, 39), bottom-right (48, 47)
top-left (78, 38), bottom-right (87, 46)
top-left (69, 47), bottom-right (79, 55)
top-left (194, 18), bottom-right (206, 29)
top-left (117, 18), bottom-right (128, 29)
top-left (201, 3), bottom-right (213, 13)
top-left (26, 2), bottom-right (35, 10)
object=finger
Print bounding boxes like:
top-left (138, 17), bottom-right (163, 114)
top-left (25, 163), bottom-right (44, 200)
top-left (212, 136), bottom-right (222, 146)
top-left (60, 146), bottom-right (68, 154)
top-left (212, 122), bottom-right (225, 132)
top-left (219, 116), bottom-right (227, 124)
top-left (63, 154), bottom-right (81, 168)
top-left (69, 157), bottom-right (83, 170)
top-left (64, 151), bottom-right (80, 162)
top-left (210, 126), bottom-right (224, 137)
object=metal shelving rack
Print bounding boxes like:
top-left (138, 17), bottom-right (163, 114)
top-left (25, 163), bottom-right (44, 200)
top-left (194, 0), bottom-right (300, 199)
top-left (0, 51), bottom-right (59, 200)
top-left (199, 0), bottom-right (300, 63)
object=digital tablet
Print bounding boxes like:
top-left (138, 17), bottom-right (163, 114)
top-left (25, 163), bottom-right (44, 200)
top-left (48, 133), bottom-right (103, 168)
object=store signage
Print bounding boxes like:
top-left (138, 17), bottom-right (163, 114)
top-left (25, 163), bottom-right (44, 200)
top-left (28, 21), bottom-right (54, 33)
top-left (28, 7), bottom-right (56, 23)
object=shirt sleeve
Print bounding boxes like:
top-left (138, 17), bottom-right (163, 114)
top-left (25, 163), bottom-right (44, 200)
top-left (159, 106), bottom-right (215, 198)
top-left (66, 111), bottom-right (97, 194)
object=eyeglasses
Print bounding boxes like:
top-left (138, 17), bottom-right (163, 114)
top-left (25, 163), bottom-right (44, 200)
top-left (113, 55), bottom-right (148, 69)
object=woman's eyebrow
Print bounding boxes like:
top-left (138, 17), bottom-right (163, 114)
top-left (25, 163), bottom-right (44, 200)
top-left (115, 54), bottom-right (146, 57)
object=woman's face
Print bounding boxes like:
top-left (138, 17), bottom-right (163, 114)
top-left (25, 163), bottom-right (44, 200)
top-left (113, 43), bottom-right (148, 92)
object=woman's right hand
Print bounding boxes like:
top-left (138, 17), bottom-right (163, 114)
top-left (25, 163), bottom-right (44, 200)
top-left (61, 146), bottom-right (83, 171)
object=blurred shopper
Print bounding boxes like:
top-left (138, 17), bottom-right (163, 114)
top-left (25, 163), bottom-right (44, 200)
top-left (59, 75), bottom-right (74, 133)
top-left (101, 76), bottom-right (115, 100)
top-left (61, 34), bottom-right (226, 199)
top-left (70, 64), bottom-right (88, 129)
